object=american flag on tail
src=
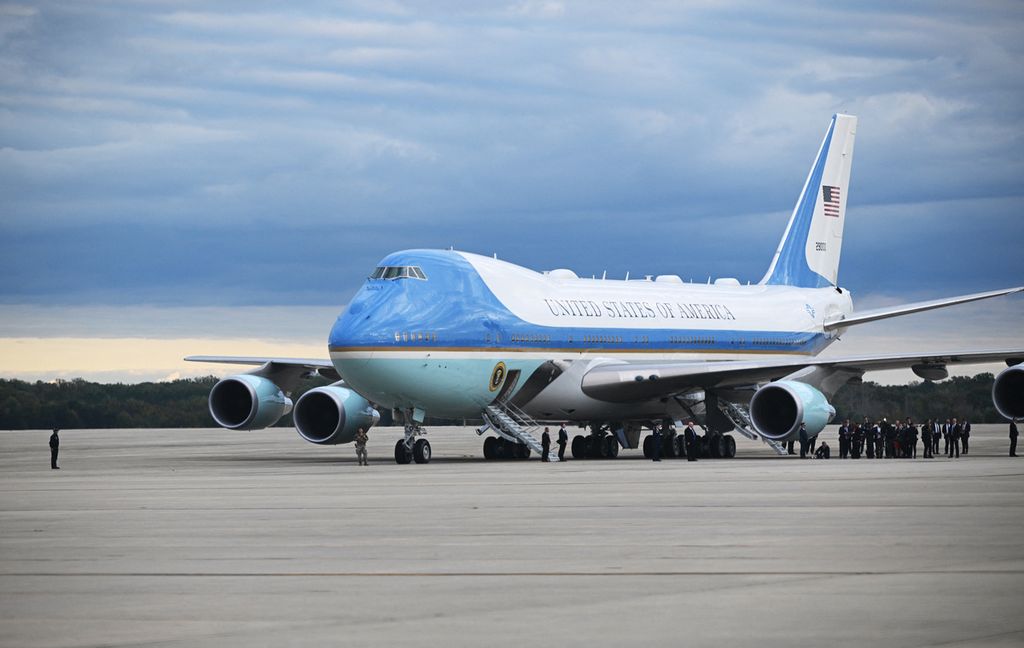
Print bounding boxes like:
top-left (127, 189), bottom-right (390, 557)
top-left (822, 185), bottom-right (840, 217)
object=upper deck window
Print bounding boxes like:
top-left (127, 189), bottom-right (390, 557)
top-left (370, 265), bottom-right (427, 281)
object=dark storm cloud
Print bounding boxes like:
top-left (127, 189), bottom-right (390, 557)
top-left (1, 1), bottom-right (1022, 309)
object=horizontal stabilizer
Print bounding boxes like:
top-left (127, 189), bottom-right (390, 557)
top-left (824, 286), bottom-right (1023, 331)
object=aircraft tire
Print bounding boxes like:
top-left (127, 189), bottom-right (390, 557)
top-left (672, 435), bottom-right (685, 458)
top-left (723, 435), bottom-right (736, 458)
top-left (571, 435), bottom-right (586, 459)
top-left (483, 436), bottom-right (497, 460)
top-left (642, 435), bottom-right (653, 459)
top-left (604, 435), bottom-right (620, 458)
top-left (394, 440), bottom-right (412, 465)
top-left (663, 431), bottom-right (678, 459)
top-left (413, 439), bottom-right (431, 464)
top-left (516, 443), bottom-right (530, 460)
top-left (708, 435), bottom-right (722, 458)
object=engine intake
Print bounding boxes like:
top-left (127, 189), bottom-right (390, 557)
top-left (749, 380), bottom-right (835, 441)
top-left (993, 363), bottom-right (1024, 420)
top-left (294, 384), bottom-right (380, 445)
top-left (209, 375), bottom-right (292, 430)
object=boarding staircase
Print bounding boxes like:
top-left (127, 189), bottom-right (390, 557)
top-left (716, 399), bottom-right (789, 456)
top-left (480, 401), bottom-right (558, 461)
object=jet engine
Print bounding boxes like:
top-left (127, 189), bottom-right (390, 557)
top-left (209, 374), bottom-right (293, 430)
top-left (749, 380), bottom-right (836, 441)
top-left (993, 362), bottom-right (1024, 421)
top-left (294, 383), bottom-right (380, 445)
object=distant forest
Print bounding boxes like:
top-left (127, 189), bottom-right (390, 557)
top-left (0, 373), bottom-right (1006, 430)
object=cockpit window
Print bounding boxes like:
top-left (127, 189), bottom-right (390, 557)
top-left (370, 265), bottom-right (427, 281)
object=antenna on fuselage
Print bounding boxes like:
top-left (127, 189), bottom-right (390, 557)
top-left (601, 271), bottom-right (607, 280)
top-left (625, 271), bottom-right (630, 281)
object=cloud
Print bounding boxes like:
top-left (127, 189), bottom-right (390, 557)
top-left (0, 1), bottom-right (1020, 333)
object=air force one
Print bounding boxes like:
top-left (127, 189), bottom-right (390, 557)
top-left (188, 114), bottom-right (1024, 463)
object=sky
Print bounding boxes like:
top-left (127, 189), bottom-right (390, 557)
top-left (0, 1), bottom-right (1022, 384)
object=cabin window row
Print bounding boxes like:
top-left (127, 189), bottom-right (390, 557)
top-left (394, 331), bottom-right (438, 342)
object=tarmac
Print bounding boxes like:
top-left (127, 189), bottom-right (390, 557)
top-left (1, 423), bottom-right (1022, 647)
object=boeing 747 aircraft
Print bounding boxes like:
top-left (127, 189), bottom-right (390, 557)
top-left (188, 114), bottom-right (1024, 463)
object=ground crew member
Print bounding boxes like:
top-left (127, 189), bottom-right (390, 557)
top-left (1011, 419), bottom-right (1019, 457)
top-left (541, 427), bottom-right (551, 462)
top-left (49, 428), bottom-right (60, 470)
top-left (815, 441), bottom-right (830, 459)
top-left (557, 423), bottom-right (568, 461)
top-left (798, 423), bottom-right (809, 458)
top-left (961, 417), bottom-right (971, 455)
top-left (684, 421), bottom-right (698, 462)
top-left (354, 427), bottom-right (368, 466)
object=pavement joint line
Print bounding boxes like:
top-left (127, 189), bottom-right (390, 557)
top-left (6, 570), bottom-right (1024, 577)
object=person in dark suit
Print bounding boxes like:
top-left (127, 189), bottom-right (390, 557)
top-left (838, 420), bottom-right (851, 459)
top-left (684, 421), bottom-right (698, 462)
top-left (557, 423), bottom-right (568, 461)
top-left (541, 427), bottom-right (551, 462)
top-left (1010, 419), bottom-right (1018, 457)
top-left (961, 417), bottom-right (971, 455)
top-left (49, 429), bottom-right (60, 469)
top-left (864, 418), bottom-right (875, 459)
top-left (652, 424), bottom-right (663, 462)
top-left (932, 419), bottom-right (942, 455)
top-left (921, 419), bottom-right (933, 458)
top-left (942, 418), bottom-right (951, 455)
top-left (798, 423), bottom-right (809, 458)
top-left (947, 418), bottom-right (961, 458)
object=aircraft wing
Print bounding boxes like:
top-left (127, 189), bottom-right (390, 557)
top-left (580, 348), bottom-right (1024, 403)
top-left (185, 355), bottom-right (341, 389)
top-left (824, 286), bottom-right (1023, 331)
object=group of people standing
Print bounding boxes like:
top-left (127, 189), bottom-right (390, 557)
top-left (834, 417), bottom-right (973, 459)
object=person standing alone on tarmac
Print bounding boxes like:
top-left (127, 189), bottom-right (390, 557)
top-left (49, 428), bottom-right (60, 469)
top-left (961, 417), bottom-right (971, 455)
top-left (354, 427), bottom-right (368, 466)
top-left (652, 424), bottom-right (663, 462)
top-left (557, 423), bottom-right (568, 461)
top-left (541, 427), bottom-right (551, 462)
top-left (1011, 419), bottom-right (1019, 457)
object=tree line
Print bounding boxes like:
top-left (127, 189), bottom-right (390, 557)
top-left (0, 373), bottom-right (1006, 430)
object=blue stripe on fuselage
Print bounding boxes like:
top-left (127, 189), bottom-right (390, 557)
top-left (329, 250), bottom-right (830, 356)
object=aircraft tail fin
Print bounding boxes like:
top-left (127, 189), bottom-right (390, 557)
top-left (760, 114), bottom-right (857, 288)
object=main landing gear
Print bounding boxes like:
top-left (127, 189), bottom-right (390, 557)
top-left (482, 436), bottom-right (532, 460)
top-left (641, 428), bottom-right (737, 459)
top-left (394, 423), bottom-right (431, 464)
top-left (569, 423), bottom-right (622, 459)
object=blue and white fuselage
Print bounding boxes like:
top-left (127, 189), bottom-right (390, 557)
top-left (329, 249), bottom-right (852, 420)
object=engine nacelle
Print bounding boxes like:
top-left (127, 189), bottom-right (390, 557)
top-left (209, 374), bottom-right (293, 430)
top-left (993, 363), bottom-right (1024, 421)
top-left (749, 380), bottom-right (836, 441)
top-left (294, 383), bottom-right (380, 445)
